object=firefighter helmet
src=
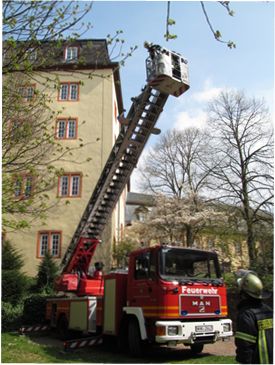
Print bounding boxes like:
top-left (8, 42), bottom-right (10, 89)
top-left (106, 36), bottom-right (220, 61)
top-left (236, 270), bottom-right (264, 299)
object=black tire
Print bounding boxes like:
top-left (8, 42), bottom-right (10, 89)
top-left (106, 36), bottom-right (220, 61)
top-left (128, 318), bottom-right (143, 357)
top-left (57, 314), bottom-right (69, 340)
top-left (190, 343), bottom-right (204, 354)
top-left (117, 319), bottom-right (128, 353)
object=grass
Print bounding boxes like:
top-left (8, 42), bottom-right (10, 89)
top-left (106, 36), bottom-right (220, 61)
top-left (1, 332), bottom-right (237, 364)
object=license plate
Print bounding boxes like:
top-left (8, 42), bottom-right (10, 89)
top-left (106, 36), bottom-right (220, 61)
top-left (195, 325), bottom-right (213, 332)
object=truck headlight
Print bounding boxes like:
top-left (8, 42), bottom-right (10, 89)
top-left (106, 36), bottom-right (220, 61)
top-left (168, 326), bottom-right (179, 336)
top-left (222, 323), bottom-right (231, 332)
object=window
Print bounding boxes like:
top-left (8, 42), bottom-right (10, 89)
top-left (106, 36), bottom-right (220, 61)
top-left (58, 173), bottom-right (81, 197)
top-left (14, 175), bottom-right (33, 199)
top-left (134, 253), bottom-right (150, 280)
top-left (9, 119), bottom-right (34, 140)
top-left (56, 118), bottom-right (77, 139)
top-left (18, 85), bottom-right (35, 101)
top-left (58, 82), bottom-right (79, 101)
top-left (9, 119), bottom-right (22, 139)
top-left (37, 231), bottom-right (61, 258)
top-left (65, 46), bottom-right (79, 61)
top-left (27, 48), bottom-right (37, 61)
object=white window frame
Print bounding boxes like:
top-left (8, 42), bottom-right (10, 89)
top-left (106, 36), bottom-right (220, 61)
top-left (58, 83), bottom-right (79, 101)
top-left (18, 86), bottom-right (35, 101)
top-left (38, 231), bottom-right (61, 258)
top-left (65, 46), bottom-right (78, 61)
top-left (59, 173), bottom-right (81, 197)
top-left (56, 118), bottom-right (77, 139)
top-left (14, 174), bottom-right (33, 198)
top-left (27, 48), bottom-right (37, 61)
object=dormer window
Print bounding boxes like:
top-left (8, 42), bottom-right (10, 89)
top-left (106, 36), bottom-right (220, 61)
top-left (65, 46), bottom-right (79, 62)
top-left (27, 48), bottom-right (37, 62)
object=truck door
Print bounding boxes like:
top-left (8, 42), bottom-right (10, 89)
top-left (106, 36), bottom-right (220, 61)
top-left (128, 251), bottom-right (158, 310)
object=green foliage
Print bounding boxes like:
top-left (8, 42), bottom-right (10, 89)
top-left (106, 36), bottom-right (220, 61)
top-left (2, 240), bottom-right (24, 270)
top-left (2, 270), bottom-right (28, 305)
top-left (200, 1), bottom-right (236, 48)
top-left (1, 302), bottom-right (24, 332)
top-left (223, 273), bottom-right (237, 289)
top-left (36, 251), bottom-right (59, 294)
top-left (22, 295), bottom-right (48, 325)
top-left (113, 239), bottom-right (139, 268)
top-left (261, 274), bottom-right (273, 292)
top-left (2, 241), bottom-right (28, 305)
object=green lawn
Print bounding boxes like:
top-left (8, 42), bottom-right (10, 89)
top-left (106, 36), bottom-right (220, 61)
top-left (1, 333), bottom-right (237, 364)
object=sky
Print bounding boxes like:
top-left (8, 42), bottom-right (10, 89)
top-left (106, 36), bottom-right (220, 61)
top-left (83, 0), bottom-right (274, 191)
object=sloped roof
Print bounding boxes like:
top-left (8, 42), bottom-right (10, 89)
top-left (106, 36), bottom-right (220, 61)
top-left (126, 192), bottom-right (155, 206)
top-left (3, 38), bottom-right (124, 113)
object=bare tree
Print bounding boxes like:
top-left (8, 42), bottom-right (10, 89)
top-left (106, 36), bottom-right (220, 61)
top-left (140, 128), bottom-right (212, 197)
top-left (139, 128), bottom-right (218, 245)
top-left (207, 90), bottom-right (274, 268)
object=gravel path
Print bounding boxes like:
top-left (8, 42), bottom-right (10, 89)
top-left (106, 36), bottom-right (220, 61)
top-left (204, 337), bottom-right (236, 356)
top-left (33, 333), bottom-right (236, 356)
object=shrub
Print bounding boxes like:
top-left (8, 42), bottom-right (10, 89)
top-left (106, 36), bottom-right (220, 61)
top-left (22, 295), bottom-right (48, 325)
top-left (2, 270), bottom-right (28, 304)
top-left (260, 274), bottom-right (273, 292)
top-left (2, 240), bottom-right (28, 304)
top-left (113, 239), bottom-right (139, 268)
top-left (2, 240), bottom-right (24, 270)
top-left (2, 302), bottom-right (24, 332)
top-left (223, 272), bottom-right (237, 289)
top-left (36, 251), bottom-right (59, 294)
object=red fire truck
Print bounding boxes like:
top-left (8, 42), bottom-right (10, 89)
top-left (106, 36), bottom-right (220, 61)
top-left (45, 43), bottom-right (233, 356)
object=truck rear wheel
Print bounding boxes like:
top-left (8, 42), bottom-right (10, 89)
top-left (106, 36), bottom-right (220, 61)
top-left (57, 314), bottom-right (69, 340)
top-left (190, 343), bottom-right (204, 354)
top-left (128, 318), bottom-right (143, 357)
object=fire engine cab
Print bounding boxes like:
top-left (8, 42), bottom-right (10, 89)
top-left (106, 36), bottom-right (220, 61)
top-left (45, 43), bottom-right (233, 356)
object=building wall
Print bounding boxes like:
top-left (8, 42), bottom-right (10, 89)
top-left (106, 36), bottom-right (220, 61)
top-left (6, 68), bottom-right (126, 276)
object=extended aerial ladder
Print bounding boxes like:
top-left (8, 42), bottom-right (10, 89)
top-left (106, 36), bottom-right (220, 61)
top-left (55, 43), bottom-right (190, 295)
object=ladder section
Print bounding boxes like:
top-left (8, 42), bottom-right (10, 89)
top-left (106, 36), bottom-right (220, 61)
top-left (61, 86), bottom-right (168, 271)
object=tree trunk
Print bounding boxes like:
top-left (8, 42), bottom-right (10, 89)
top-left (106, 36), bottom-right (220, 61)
top-left (186, 225), bottom-right (194, 247)
top-left (246, 220), bottom-right (257, 268)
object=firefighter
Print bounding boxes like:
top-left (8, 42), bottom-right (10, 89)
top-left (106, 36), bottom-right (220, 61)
top-left (235, 270), bottom-right (273, 364)
top-left (93, 261), bottom-right (104, 279)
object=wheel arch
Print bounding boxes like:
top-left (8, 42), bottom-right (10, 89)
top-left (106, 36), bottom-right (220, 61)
top-left (123, 307), bottom-right (147, 340)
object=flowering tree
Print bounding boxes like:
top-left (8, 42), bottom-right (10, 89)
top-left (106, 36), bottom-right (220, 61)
top-left (142, 194), bottom-right (226, 246)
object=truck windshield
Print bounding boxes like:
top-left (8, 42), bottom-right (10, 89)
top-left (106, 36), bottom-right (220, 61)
top-left (159, 247), bottom-right (221, 282)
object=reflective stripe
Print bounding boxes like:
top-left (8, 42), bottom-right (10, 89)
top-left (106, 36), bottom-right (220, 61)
top-left (235, 331), bottom-right (257, 343)
top-left (257, 318), bottom-right (273, 331)
top-left (258, 329), bottom-right (269, 364)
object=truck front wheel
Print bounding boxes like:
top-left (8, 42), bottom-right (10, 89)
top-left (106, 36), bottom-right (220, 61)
top-left (190, 343), bottom-right (204, 354)
top-left (128, 318), bottom-right (143, 357)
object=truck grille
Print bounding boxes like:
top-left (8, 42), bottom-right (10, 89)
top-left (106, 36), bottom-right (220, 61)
top-left (180, 295), bottom-right (221, 316)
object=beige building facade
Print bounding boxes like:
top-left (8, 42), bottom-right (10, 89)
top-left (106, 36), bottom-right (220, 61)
top-left (5, 40), bottom-right (127, 276)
